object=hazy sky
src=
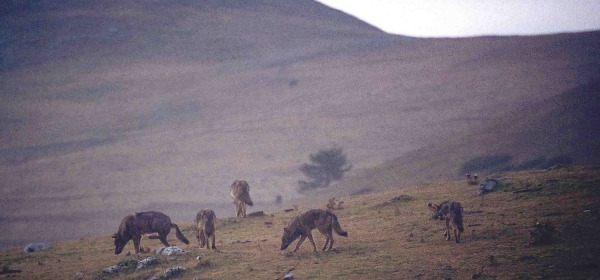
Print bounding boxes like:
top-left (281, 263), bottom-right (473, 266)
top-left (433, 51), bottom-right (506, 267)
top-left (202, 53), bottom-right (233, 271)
top-left (316, 0), bottom-right (600, 37)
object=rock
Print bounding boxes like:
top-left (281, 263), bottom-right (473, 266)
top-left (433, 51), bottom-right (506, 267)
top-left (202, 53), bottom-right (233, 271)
top-left (23, 243), bottom-right (49, 253)
top-left (156, 246), bottom-right (187, 256)
top-left (137, 257), bottom-right (158, 269)
top-left (163, 266), bottom-right (186, 278)
top-left (477, 179), bottom-right (499, 195)
top-left (247, 211), bottom-right (265, 217)
top-left (102, 264), bottom-right (123, 274)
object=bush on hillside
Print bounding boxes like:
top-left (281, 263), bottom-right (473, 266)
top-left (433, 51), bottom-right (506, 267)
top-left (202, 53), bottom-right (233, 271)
top-left (297, 147), bottom-right (352, 192)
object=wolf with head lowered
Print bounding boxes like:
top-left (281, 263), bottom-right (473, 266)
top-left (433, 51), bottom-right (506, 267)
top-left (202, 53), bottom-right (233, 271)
top-left (195, 209), bottom-right (217, 249)
top-left (112, 211), bottom-right (189, 254)
top-left (281, 209), bottom-right (348, 252)
top-left (230, 180), bottom-right (253, 217)
top-left (428, 200), bottom-right (464, 243)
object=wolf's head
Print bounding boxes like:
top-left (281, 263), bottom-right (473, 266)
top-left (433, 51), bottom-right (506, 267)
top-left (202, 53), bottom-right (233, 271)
top-left (427, 202), bottom-right (444, 220)
top-left (111, 233), bottom-right (129, 255)
top-left (280, 227), bottom-right (296, 250)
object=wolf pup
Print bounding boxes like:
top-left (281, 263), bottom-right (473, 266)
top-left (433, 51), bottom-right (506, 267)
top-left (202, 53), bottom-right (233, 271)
top-left (195, 209), bottom-right (217, 249)
top-left (112, 211), bottom-right (189, 254)
top-left (281, 209), bottom-right (348, 252)
top-left (230, 180), bottom-right (254, 217)
top-left (427, 201), bottom-right (464, 243)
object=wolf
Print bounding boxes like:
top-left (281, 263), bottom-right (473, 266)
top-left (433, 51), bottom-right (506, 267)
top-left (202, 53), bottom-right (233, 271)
top-left (230, 180), bottom-right (253, 217)
top-left (111, 211), bottom-right (189, 254)
top-left (427, 200), bottom-right (464, 243)
top-left (280, 209), bottom-right (348, 252)
top-left (195, 209), bottom-right (217, 249)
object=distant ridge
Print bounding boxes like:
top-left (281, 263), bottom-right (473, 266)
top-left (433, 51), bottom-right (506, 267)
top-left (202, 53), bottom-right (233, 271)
top-left (0, 0), bottom-right (383, 71)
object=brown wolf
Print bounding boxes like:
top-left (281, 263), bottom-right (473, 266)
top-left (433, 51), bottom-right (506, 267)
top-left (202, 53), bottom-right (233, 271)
top-left (111, 211), bottom-right (189, 254)
top-left (230, 180), bottom-right (253, 217)
top-left (280, 209), bottom-right (348, 252)
top-left (428, 201), bottom-right (464, 243)
top-left (195, 209), bottom-right (217, 249)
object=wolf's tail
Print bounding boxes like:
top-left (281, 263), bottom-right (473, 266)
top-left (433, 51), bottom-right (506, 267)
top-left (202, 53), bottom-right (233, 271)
top-left (171, 223), bottom-right (190, 244)
top-left (331, 213), bottom-right (348, 237)
top-left (242, 194), bottom-right (254, 206)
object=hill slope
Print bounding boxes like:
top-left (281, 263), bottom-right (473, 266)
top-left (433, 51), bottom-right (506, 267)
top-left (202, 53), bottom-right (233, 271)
top-left (1, 0), bottom-right (600, 248)
top-left (0, 166), bottom-right (598, 279)
top-left (328, 78), bottom-right (600, 197)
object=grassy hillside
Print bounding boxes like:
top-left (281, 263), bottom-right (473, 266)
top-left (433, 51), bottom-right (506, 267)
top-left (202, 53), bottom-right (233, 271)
top-left (2, 0), bottom-right (600, 249)
top-left (1, 166), bottom-right (598, 279)
top-left (328, 77), bottom-right (600, 198)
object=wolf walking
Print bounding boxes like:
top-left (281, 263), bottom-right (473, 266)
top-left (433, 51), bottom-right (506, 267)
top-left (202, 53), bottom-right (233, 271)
top-left (230, 180), bottom-right (253, 217)
top-left (280, 209), bottom-right (348, 252)
top-left (195, 209), bottom-right (217, 249)
top-left (427, 200), bottom-right (464, 243)
top-left (112, 211), bottom-right (189, 254)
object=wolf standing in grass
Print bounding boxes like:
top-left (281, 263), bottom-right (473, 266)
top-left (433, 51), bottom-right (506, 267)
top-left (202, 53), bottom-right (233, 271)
top-left (428, 201), bottom-right (464, 243)
top-left (112, 211), bottom-right (189, 254)
top-left (281, 209), bottom-right (348, 252)
top-left (195, 209), bottom-right (217, 249)
top-left (230, 180), bottom-right (253, 217)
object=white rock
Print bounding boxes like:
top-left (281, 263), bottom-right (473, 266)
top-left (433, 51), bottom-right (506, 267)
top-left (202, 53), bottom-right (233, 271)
top-left (102, 264), bottom-right (122, 274)
top-left (23, 242), bottom-right (49, 253)
top-left (137, 256), bottom-right (158, 269)
top-left (156, 246), bottom-right (187, 256)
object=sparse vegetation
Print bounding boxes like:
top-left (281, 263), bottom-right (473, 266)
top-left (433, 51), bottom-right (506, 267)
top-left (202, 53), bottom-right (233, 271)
top-left (298, 147), bottom-right (352, 192)
top-left (0, 166), bottom-right (598, 279)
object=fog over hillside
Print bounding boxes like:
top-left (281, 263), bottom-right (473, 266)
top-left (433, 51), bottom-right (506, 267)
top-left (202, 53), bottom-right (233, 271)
top-left (1, 0), bottom-right (599, 248)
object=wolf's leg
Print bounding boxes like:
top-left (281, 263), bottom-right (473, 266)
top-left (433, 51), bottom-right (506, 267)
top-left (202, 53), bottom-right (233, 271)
top-left (322, 238), bottom-right (329, 251)
top-left (158, 234), bottom-right (171, 248)
top-left (454, 228), bottom-right (460, 243)
top-left (198, 230), bottom-right (205, 247)
top-left (235, 200), bottom-right (242, 217)
top-left (242, 202), bottom-right (247, 217)
top-left (199, 230), bottom-right (206, 248)
top-left (211, 233), bottom-right (216, 249)
top-left (321, 228), bottom-right (334, 251)
top-left (445, 220), bottom-right (451, 241)
top-left (293, 236), bottom-right (307, 252)
top-left (306, 233), bottom-right (318, 252)
top-left (133, 235), bottom-right (142, 254)
top-left (204, 233), bottom-right (210, 249)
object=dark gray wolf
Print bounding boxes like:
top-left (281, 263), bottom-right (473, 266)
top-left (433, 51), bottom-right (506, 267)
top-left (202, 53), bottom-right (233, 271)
top-left (195, 209), bottom-right (217, 249)
top-left (281, 209), bottom-right (348, 252)
top-left (112, 211), bottom-right (189, 254)
top-left (230, 180), bottom-right (254, 217)
top-left (428, 201), bottom-right (464, 243)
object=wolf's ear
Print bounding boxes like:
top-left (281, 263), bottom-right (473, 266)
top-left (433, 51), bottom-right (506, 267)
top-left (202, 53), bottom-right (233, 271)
top-left (283, 227), bottom-right (289, 233)
top-left (427, 202), bottom-right (434, 209)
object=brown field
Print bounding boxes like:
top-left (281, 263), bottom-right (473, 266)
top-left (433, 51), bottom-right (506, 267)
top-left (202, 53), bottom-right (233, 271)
top-left (1, 1), bottom-right (599, 254)
top-left (1, 165), bottom-right (598, 279)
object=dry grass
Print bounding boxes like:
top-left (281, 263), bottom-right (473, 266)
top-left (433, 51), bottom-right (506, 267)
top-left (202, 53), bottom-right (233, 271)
top-left (1, 165), bottom-right (598, 279)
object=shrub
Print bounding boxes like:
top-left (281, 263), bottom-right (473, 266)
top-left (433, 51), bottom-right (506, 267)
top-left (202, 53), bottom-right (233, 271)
top-left (297, 147), bottom-right (351, 192)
